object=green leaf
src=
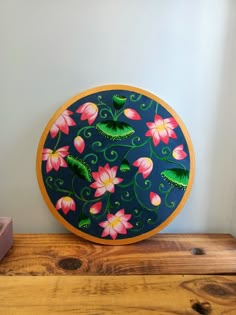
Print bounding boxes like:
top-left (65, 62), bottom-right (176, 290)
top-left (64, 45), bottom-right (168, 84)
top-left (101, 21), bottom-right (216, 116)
top-left (112, 95), bottom-right (127, 109)
top-left (161, 168), bottom-right (189, 190)
top-left (120, 159), bottom-right (131, 172)
top-left (66, 155), bottom-right (92, 182)
top-left (96, 120), bottom-right (135, 140)
top-left (78, 217), bottom-right (91, 229)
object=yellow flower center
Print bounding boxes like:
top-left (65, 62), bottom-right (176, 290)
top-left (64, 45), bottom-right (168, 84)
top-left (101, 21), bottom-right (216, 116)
top-left (156, 122), bottom-right (166, 133)
top-left (91, 103), bottom-right (98, 112)
top-left (50, 152), bottom-right (59, 158)
top-left (110, 217), bottom-right (121, 228)
top-left (63, 197), bottom-right (71, 203)
top-left (103, 178), bottom-right (113, 187)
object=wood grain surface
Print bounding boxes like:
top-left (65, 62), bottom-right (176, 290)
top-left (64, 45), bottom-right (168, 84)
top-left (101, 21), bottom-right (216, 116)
top-left (0, 275), bottom-right (236, 314)
top-left (0, 233), bottom-right (236, 275)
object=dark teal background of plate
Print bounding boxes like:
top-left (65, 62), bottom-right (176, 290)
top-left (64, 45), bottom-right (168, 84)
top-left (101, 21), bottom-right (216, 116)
top-left (41, 89), bottom-right (191, 240)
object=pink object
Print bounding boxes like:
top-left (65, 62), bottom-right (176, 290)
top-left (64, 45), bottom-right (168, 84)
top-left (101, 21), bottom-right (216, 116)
top-left (76, 102), bottom-right (99, 125)
top-left (172, 144), bottom-right (188, 160)
top-left (133, 157), bottom-right (153, 179)
top-left (0, 217), bottom-right (13, 261)
top-left (145, 114), bottom-right (178, 146)
top-left (90, 163), bottom-right (123, 197)
top-left (74, 136), bottom-right (85, 153)
top-left (50, 110), bottom-right (76, 138)
top-left (124, 108), bottom-right (141, 120)
top-left (99, 209), bottom-right (133, 240)
top-left (42, 146), bottom-right (69, 173)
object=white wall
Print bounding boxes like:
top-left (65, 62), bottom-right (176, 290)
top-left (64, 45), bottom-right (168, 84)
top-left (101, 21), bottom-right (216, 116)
top-left (1, 0), bottom-right (236, 234)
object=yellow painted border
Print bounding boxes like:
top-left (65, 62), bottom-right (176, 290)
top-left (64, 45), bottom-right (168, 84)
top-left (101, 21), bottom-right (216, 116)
top-left (36, 84), bottom-right (195, 245)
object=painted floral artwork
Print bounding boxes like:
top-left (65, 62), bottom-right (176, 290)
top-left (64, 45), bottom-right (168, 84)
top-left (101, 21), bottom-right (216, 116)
top-left (39, 87), bottom-right (193, 243)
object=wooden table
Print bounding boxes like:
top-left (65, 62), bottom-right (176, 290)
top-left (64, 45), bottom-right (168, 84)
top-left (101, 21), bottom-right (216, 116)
top-left (0, 233), bottom-right (236, 314)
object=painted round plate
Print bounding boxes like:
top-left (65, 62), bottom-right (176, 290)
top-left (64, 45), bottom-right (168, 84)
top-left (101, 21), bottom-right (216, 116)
top-left (36, 85), bottom-right (194, 245)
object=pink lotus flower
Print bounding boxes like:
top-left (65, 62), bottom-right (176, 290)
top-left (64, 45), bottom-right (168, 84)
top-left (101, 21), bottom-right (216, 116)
top-left (90, 202), bottom-right (102, 214)
top-left (133, 157), bottom-right (153, 179)
top-left (56, 196), bottom-right (76, 215)
top-left (74, 136), bottom-right (85, 153)
top-left (99, 209), bottom-right (133, 240)
top-left (150, 192), bottom-right (161, 206)
top-left (145, 114), bottom-right (178, 146)
top-left (76, 102), bottom-right (98, 125)
top-left (124, 108), bottom-right (141, 120)
top-left (172, 144), bottom-right (187, 160)
top-left (50, 110), bottom-right (76, 138)
top-left (42, 146), bottom-right (69, 173)
top-left (90, 164), bottom-right (123, 197)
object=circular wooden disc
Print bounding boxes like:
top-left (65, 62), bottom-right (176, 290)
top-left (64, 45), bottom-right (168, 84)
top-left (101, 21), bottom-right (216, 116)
top-left (36, 85), bottom-right (195, 245)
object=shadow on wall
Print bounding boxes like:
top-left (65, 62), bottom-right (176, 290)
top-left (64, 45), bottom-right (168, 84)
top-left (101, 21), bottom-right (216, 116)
top-left (206, 2), bottom-right (236, 233)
